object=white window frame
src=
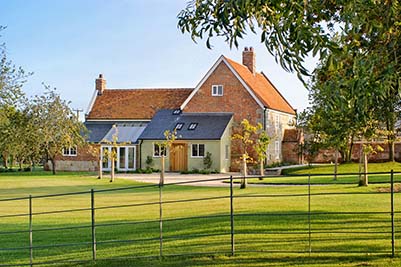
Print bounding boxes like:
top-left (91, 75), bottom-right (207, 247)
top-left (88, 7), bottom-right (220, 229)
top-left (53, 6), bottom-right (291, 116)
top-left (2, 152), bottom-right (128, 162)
top-left (274, 141), bottom-right (280, 159)
top-left (275, 114), bottom-right (280, 130)
top-left (153, 143), bottom-right (166, 157)
top-left (211, 85), bottom-right (223, 96)
top-left (191, 144), bottom-right (205, 158)
top-left (62, 146), bottom-right (77, 157)
top-left (101, 145), bottom-right (136, 171)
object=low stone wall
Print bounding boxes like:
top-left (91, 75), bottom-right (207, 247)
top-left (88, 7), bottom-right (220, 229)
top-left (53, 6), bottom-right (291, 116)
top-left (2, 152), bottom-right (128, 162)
top-left (47, 160), bottom-right (98, 172)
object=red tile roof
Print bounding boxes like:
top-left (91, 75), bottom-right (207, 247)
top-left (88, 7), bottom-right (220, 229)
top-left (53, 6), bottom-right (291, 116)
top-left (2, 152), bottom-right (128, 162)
top-left (86, 88), bottom-right (193, 120)
top-left (224, 57), bottom-right (296, 115)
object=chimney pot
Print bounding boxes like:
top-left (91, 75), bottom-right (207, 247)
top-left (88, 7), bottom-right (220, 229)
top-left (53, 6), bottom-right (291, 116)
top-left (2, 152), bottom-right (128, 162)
top-left (95, 74), bottom-right (106, 95)
top-left (242, 47), bottom-right (256, 74)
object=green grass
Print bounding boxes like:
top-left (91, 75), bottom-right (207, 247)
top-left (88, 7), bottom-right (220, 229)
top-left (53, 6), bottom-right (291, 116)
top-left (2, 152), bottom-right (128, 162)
top-left (0, 170), bottom-right (401, 266)
top-left (282, 162), bottom-right (401, 175)
top-left (246, 162), bottom-right (401, 185)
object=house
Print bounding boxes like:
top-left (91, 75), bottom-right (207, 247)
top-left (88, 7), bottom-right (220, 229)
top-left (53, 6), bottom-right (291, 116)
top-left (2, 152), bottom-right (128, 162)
top-left (55, 47), bottom-right (296, 173)
top-left (139, 109), bottom-right (233, 172)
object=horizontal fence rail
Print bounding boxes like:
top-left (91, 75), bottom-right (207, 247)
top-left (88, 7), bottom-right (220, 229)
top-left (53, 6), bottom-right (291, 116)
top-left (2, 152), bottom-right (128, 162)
top-left (0, 171), bottom-right (399, 266)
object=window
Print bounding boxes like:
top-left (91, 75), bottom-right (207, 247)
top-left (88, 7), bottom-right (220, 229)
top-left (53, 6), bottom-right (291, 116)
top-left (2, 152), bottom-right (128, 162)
top-left (275, 114), bottom-right (280, 130)
top-left (275, 141), bottom-right (280, 158)
top-left (192, 144), bottom-right (205, 157)
top-left (175, 123), bottom-right (184, 130)
top-left (172, 109), bottom-right (181, 115)
top-left (153, 144), bottom-right (166, 157)
top-left (62, 147), bottom-right (77, 156)
top-left (188, 123), bottom-right (198, 130)
top-left (212, 85), bottom-right (223, 96)
top-left (225, 145), bottom-right (229, 160)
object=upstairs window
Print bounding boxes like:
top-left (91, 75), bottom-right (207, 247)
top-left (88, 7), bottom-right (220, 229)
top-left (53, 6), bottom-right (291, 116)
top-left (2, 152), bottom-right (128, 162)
top-left (175, 123), bottom-right (184, 130)
top-left (63, 147), bottom-right (77, 156)
top-left (212, 85), bottom-right (223, 96)
top-left (188, 123), bottom-right (198, 130)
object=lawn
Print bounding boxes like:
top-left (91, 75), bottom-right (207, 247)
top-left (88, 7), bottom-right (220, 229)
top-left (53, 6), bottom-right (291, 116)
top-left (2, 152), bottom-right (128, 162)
top-left (247, 162), bottom-right (401, 185)
top-left (0, 170), bottom-right (400, 266)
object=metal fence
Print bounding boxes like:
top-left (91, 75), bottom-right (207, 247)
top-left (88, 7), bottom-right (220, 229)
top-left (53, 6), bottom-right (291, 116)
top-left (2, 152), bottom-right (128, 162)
top-left (0, 171), bottom-right (399, 266)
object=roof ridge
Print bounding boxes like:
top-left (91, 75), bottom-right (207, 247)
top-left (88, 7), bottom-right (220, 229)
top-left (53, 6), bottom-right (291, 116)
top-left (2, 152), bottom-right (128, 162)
top-left (105, 88), bottom-right (193, 91)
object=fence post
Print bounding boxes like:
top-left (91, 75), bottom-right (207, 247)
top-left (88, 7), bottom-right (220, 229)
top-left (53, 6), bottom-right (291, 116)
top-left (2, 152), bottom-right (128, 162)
top-left (230, 175), bottom-right (235, 256)
top-left (308, 174), bottom-right (311, 255)
top-left (159, 184), bottom-right (163, 258)
top-left (91, 189), bottom-right (96, 261)
top-left (391, 170), bottom-right (395, 257)
top-left (29, 195), bottom-right (33, 267)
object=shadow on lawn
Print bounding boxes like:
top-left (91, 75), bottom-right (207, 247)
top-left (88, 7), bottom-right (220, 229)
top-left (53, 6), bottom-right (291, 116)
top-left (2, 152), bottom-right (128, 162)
top-left (1, 209), bottom-right (398, 266)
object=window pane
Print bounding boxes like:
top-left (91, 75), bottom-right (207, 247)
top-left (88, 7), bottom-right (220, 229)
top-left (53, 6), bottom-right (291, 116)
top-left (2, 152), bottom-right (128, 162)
top-left (128, 147), bottom-right (134, 169)
top-left (119, 147), bottom-right (126, 169)
top-left (70, 147), bottom-right (77, 155)
top-left (154, 144), bottom-right (159, 156)
top-left (212, 85), bottom-right (217, 95)
top-left (218, 85), bottom-right (223, 95)
top-left (225, 145), bottom-right (229, 160)
top-left (199, 144), bottom-right (205, 157)
top-left (192, 144), bottom-right (198, 157)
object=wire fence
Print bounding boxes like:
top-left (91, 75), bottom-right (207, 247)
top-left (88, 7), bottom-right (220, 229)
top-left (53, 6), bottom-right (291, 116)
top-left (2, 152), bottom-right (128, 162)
top-left (0, 171), bottom-right (400, 266)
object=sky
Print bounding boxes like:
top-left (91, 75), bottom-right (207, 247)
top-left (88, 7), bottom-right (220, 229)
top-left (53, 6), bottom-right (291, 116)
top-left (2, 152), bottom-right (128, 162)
top-left (0, 0), bottom-right (311, 120)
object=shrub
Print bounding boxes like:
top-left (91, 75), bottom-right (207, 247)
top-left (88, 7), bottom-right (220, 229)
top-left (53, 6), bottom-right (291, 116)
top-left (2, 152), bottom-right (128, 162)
top-left (203, 152), bottom-right (213, 169)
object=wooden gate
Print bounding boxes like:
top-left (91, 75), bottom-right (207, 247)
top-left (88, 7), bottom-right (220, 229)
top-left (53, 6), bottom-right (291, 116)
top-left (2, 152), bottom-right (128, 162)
top-left (170, 143), bottom-right (188, 171)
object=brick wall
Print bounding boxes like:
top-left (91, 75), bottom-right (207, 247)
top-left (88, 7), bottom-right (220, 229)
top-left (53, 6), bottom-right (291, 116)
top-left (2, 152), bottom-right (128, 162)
top-left (184, 61), bottom-right (262, 170)
top-left (54, 144), bottom-right (99, 171)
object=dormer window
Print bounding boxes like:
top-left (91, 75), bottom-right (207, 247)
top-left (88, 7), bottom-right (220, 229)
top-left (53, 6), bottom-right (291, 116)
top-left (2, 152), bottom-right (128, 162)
top-left (188, 123), bottom-right (198, 130)
top-left (175, 123), bottom-right (184, 130)
top-left (212, 85), bottom-right (223, 96)
top-left (172, 109), bottom-right (181, 115)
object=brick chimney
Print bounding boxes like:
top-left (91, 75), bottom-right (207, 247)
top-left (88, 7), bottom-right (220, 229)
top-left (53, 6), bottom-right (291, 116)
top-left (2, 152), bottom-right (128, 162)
top-left (95, 74), bottom-right (106, 95)
top-left (242, 47), bottom-right (256, 74)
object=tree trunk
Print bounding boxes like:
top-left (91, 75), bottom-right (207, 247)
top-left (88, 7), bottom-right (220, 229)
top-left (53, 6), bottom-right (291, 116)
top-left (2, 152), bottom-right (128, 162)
top-left (240, 156), bottom-right (247, 189)
top-left (333, 150), bottom-right (338, 181)
top-left (110, 159), bottom-right (115, 182)
top-left (160, 155), bottom-right (165, 186)
top-left (347, 140), bottom-right (354, 163)
top-left (259, 159), bottom-right (264, 180)
top-left (51, 158), bottom-right (56, 175)
top-left (3, 152), bottom-right (8, 169)
top-left (361, 152), bottom-right (369, 186)
top-left (98, 158), bottom-right (103, 179)
top-left (389, 140), bottom-right (395, 162)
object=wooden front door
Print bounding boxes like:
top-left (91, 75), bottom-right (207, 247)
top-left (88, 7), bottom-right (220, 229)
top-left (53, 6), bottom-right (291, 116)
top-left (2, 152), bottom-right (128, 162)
top-left (170, 143), bottom-right (188, 172)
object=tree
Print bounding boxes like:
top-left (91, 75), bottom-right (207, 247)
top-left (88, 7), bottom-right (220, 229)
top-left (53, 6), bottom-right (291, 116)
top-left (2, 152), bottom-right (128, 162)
top-left (254, 127), bottom-right (270, 178)
top-left (101, 125), bottom-right (120, 182)
top-left (157, 130), bottom-right (177, 186)
top-left (29, 87), bottom-right (87, 174)
top-left (232, 119), bottom-right (259, 189)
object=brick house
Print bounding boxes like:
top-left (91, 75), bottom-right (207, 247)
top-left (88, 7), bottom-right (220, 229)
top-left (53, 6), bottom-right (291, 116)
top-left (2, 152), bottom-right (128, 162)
top-left (55, 47), bottom-right (296, 172)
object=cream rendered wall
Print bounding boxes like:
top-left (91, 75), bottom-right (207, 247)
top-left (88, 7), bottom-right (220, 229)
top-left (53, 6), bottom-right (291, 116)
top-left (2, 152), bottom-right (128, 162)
top-left (141, 138), bottom-right (231, 173)
top-left (264, 109), bottom-right (296, 164)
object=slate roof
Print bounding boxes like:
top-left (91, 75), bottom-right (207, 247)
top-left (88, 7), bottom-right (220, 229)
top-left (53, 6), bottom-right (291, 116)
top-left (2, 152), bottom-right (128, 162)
top-left (224, 57), bottom-right (296, 115)
top-left (86, 88), bottom-right (193, 120)
top-left (139, 110), bottom-right (233, 140)
top-left (84, 122), bottom-right (114, 142)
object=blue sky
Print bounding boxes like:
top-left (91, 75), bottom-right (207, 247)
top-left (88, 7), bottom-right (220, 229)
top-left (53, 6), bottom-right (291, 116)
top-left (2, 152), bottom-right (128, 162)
top-left (0, 0), bottom-right (310, 119)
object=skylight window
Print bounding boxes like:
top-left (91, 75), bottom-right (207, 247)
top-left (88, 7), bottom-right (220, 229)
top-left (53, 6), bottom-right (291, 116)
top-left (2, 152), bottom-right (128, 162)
top-left (175, 123), bottom-right (184, 130)
top-left (172, 109), bottom-right (181, 115)
top-left (188, 123), bottom-right (198, 130)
